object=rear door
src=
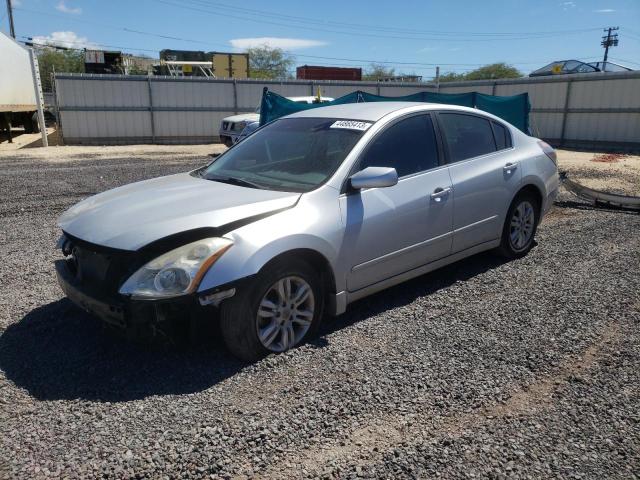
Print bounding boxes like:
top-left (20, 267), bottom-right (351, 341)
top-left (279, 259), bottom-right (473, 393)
top-left (436, 112), bottom-right (522, 253)
top-left (339, 113), bottom-right (454, 292)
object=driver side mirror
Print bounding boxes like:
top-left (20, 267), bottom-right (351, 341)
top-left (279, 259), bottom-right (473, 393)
top-left (349, 166), bottom-right (398, 190)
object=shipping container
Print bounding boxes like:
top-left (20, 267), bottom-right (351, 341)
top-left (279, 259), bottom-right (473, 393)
top-left (296, 65), bottom-right (362, 81)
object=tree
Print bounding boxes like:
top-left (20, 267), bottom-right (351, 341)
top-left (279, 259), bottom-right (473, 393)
top-left (437, 71), bottom-right (465, 83)
top-left (438, 63), bottom-right (522, 83)
top-left (247, 46), bottom-right (295, 79)
top-left (363, 63), bottom-right (395, 81)
top-left (37, 48), bottom-right (84, 91)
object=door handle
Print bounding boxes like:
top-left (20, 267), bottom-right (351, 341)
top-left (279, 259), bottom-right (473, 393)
top-left (503, 162), bottom-right (519, 173)
top-left (430, 187), bottom-right (451, 201)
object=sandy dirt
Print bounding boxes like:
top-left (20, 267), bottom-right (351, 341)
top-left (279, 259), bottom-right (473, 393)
top-left (556, 149), bottom-right (640, 196)
top-left (0, 129), bottom-right (225, 161)
top-left (2, 130), bottom-right (638, 196)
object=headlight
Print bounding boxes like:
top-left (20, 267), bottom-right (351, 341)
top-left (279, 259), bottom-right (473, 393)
top-left (119, 237), bottom-right (233, 299)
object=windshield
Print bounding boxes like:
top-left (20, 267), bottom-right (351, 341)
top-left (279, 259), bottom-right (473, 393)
top-left (201, 118), bottom-right (367, 192)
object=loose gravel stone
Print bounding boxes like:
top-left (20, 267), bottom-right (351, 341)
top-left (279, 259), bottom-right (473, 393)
top-left (0, 147), bottom-right (638, 479)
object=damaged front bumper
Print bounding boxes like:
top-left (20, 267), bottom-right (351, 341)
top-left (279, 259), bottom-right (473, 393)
top-left (55, 259), bottom-right (208, 339)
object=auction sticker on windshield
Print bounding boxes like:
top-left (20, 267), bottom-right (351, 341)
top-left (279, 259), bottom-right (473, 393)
top-left (330, 120), bottom-right (372, 131)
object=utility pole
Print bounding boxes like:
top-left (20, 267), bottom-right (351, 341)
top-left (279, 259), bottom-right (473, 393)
top-left (601, 26), bottom-right (619, 63)
top-left (6, 0), bottom-right (16, 38)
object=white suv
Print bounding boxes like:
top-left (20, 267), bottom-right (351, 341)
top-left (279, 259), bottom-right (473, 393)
top-left (218, 96), bottom-right (334, 147)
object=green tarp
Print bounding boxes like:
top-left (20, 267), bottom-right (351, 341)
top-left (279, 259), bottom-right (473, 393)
top-left (259, 88), bottom-right (530, 132)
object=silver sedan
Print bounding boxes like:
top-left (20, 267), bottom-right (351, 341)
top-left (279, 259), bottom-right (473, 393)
top-left (56, 102), bottom-right (559, 361)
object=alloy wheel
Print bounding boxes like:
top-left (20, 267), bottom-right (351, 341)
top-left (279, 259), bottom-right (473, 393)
top-left (509, 200), bottom-right (535, 251)
top-left (255, 276), bottom-right (315, 352)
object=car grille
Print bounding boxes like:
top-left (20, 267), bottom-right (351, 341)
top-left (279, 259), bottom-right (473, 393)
top-left (62, 235), bottom-right (140, 295)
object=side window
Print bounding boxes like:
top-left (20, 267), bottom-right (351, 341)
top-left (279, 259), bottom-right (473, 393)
top-left (359, 114), bottom-right (439, 177)
top-left (439, 113), bottom-right (496, 162)
top-left (491, 121), bottom-right (512, 150)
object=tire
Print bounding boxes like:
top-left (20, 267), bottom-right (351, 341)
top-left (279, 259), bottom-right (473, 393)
top-left (31, 112), bottom-right (41, 134)
top-left (219, 258), bottom-right (324, 362)
top-left (23, 113), bottom-right (34, 134)
top-left (222, 137), bottom-right (233, 148)
top-left (497, 191), bottom-right (540, 259)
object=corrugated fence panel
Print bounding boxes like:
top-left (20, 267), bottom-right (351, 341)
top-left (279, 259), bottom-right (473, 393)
top-left (318, 84), bottom-right (374, 98)
top-left (569, 78), bottom-right (640, 109)
top-left (379, 85), bottom-right (434, 97)
top-left (529, 112), bottom-right (563, 139)
top-left (63, 111), bottom-right (151, 142)
top-left (496, 81), bottom-right (567, 109)
top-left (158, 80), bottom-right (233, 108)
top-left (154, 111), bottom-right (221, 140)
top-left (55, 73), bottom-right (640, 148)
top-left (565, 113), bottom-right (640, 143)
top-left (58, 77), bottom-right (148, 107)
top-left (439, 84), bottom-right (494, 95)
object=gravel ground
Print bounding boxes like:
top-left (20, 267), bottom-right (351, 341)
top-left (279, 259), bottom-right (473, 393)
top-left (0, 146), bottom-right (639, 479)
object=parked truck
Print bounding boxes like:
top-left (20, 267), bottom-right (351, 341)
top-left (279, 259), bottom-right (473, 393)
top-left (0, 32), bottom-right (40, 138)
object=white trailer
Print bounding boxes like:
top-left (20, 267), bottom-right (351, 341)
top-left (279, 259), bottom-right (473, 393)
top-left (0, 31), bottom-right (41, 136)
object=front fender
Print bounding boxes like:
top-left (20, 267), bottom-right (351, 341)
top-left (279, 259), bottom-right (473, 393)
top-left (197, 187), bottom-right (344, 294)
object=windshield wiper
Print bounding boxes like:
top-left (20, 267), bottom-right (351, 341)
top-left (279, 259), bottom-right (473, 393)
top-left (206, 175), bottom-right (263, 189)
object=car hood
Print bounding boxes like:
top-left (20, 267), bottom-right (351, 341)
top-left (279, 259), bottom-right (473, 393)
top-left (58, 173), bottom-right (300, 251)
top-left (224, 113), bottom-right (259, 123)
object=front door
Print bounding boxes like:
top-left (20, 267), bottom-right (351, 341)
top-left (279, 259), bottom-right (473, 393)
top-left (338, 113), bottom-right (454, 292)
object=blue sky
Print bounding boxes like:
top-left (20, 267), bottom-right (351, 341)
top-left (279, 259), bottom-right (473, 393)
top-left (3, 0), bottom-right (640, 77)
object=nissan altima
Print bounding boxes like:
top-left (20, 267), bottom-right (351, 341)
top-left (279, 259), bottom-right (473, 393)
top-left (56, 102), bottom-right (559, 361)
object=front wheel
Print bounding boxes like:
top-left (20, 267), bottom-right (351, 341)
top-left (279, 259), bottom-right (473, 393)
top-left (497, 192), bottom-right (540, 259)
top-left (219, 259), bottom-right (324, 362)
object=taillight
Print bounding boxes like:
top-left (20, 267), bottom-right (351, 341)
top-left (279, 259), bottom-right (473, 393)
top-left (537, 140), bottom-right (557, 165)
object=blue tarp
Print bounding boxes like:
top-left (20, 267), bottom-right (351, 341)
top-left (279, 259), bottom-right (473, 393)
top-left (259, 88), bottom-right (530, 132)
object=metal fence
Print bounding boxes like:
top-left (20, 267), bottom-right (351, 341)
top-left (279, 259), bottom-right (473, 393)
top-left (54, 71), bottom-right (640, 149)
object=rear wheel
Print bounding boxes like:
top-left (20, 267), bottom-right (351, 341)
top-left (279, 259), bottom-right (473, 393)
top-left (219, 258), bottom-right (324, 362)
top-left (497, 192), bottom-right (540, 258)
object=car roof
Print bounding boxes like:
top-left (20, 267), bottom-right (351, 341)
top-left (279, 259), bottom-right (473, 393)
top-left (286, 101), bottom-right (474, 122)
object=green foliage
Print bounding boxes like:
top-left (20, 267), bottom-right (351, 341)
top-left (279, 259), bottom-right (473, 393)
top-left (126, 64), bottom-right (150, 76)
top-left (437, 71), bottom-right (466, 82)
top-left (439, 63), bottom-right (522, 83)
top-left (37, 49), bottom-right (85, 91)
top-left (247, 46), bottom-right (295, 79)
top-left (363, 63), bottom-right (395, 81)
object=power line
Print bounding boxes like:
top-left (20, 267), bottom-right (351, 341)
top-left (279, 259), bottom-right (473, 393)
top-left (24, 37), bottom-right (159, 53)
top-left (153, 0), bottom-right (604, 43)
top-left (15, 6), bottom-right (620, 73)
top-left (16, 7), bottom-right (576, 69)
top-left (178, 0), bottom-right (604, 38)
top-left (609, 57), bottom-right (640, 67)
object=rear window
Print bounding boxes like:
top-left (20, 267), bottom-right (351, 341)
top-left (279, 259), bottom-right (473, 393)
top-left (439, 113), bottom-right (497, 162)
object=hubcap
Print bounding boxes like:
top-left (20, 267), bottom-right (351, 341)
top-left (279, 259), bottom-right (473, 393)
top-left (256, 276), bottom-right (315, 352)
top-left (509, 200), bottom-right (535, 251)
